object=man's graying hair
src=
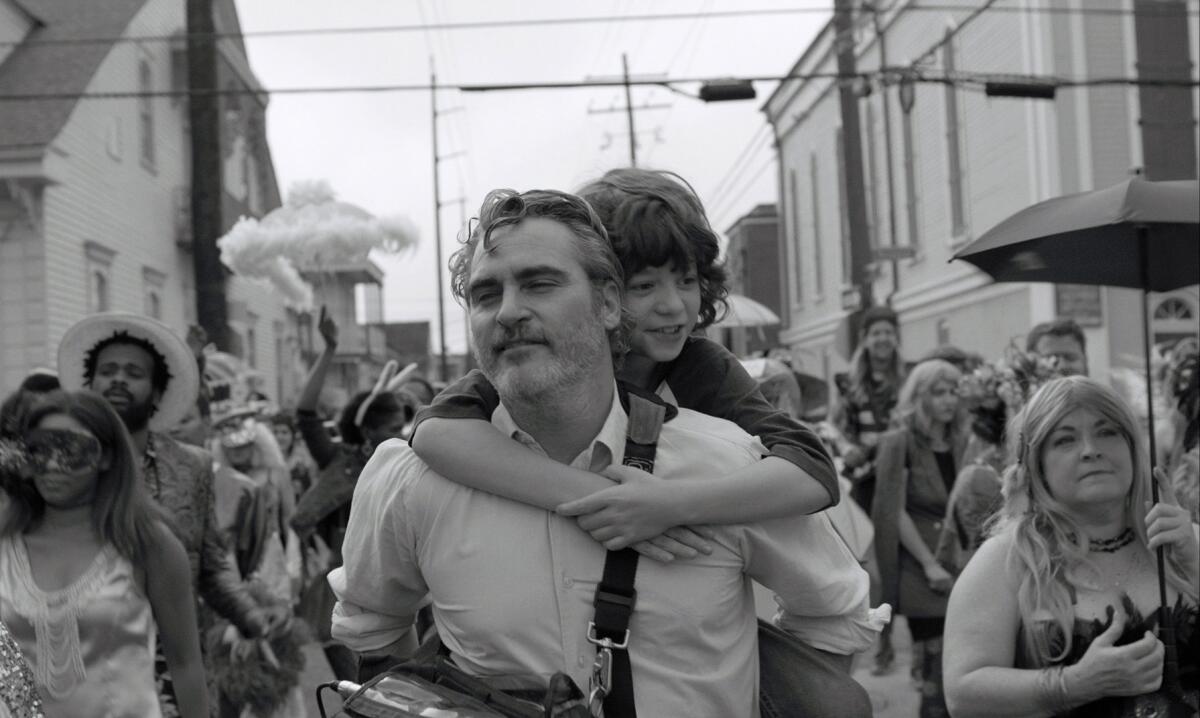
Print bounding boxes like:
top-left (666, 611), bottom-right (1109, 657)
top-left (449, 188), bottom-right (633, 363)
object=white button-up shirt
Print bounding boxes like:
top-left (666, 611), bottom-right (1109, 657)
top-left (330, 388), bottom-right (879, 717)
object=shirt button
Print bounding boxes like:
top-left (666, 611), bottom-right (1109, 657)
top-left (563, 577), bottom-right (574, 587)
top-left (578, 655), bottom-right (587, 668)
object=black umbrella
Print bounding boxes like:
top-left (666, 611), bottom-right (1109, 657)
top-left (954, 176), bottom-right (1199, 698)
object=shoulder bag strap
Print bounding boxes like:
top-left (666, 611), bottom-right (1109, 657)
top-left (588, 389), bottom-right (668, 717)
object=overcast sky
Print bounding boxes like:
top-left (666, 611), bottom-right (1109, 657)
top-left (233, 0), bottom-right (830, 353)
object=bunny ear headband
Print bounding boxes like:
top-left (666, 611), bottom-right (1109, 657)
top-left (353, 361), bottom-right (420, 428)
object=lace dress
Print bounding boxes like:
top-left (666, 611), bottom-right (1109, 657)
top-left (0, 537), bottom-right (160, 718)
top-left (1024, 595), bottom-right (1199, 718)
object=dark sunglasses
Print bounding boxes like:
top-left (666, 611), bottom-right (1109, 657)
top-left (23, 428), bottom-right (103, 473)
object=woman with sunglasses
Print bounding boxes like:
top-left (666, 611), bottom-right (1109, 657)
top-left (0, 390), bottom-right (208, 718)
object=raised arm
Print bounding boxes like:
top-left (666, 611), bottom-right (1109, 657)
top-left (145, 522), bottom-right (210, 718)
top-left (296, 306), bottom-right (339, 467)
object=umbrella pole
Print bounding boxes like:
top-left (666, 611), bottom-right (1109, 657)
top-left (1139, 228), bottom-right (1178, 692)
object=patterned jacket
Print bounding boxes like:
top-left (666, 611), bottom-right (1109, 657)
top-left (143, 432), bottom-right (260, 635)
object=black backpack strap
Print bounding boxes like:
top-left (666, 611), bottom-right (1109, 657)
top-left (588, 387), bottom-right (670, 717)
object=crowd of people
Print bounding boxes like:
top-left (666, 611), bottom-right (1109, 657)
top-left (0, 166), bottom-right (1195, 718)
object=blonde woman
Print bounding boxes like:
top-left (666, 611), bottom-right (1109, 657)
top-left (872, 359), bottom-right (968, 717)
top-left (944, 376), bottom-right (1198, 717)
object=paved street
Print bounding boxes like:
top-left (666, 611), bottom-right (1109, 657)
top-left (853, 616), bottom-right (921, 718)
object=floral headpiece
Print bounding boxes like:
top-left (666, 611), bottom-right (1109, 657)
top-left (957, 344), bottom-right (1059, 416)
top-left (0, 437), bottom-right (31, 481)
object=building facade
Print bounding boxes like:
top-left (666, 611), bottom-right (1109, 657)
top-left (0, 0), bottom-right (309, 403)
top-left (763, 1), bottom-right (1198, 389)
top-left (722, 203), bottom-right (783, 357)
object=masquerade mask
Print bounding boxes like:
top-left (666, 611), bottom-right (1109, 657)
top-left (23, 428), bottom-right (103, 473)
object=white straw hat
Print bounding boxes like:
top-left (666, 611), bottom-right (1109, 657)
top-left (57, 312), bottom-right (200, 431)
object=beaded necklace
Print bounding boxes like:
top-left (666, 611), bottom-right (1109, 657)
top-left (1088, 527), bottom-right (1135, 553)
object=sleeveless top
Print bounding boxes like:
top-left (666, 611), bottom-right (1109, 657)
top-left (1020, 592), bottom-right (1199, 718)
top-left (0, 536), bottom-right (161, 718)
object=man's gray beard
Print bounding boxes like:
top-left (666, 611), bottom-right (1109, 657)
top-left (477, 321), bottom-right (610, 410)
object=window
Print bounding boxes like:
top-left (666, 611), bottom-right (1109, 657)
top-left (1152, 297), bottom-right (1198, 347)
top-left (143, 267), bottom-right (166, 320)
top-left (901, 102), bottom-right (921, 250)
top-left (138, 60), bottom-right (155, 168)
top-left (788, 168), bottom-right (803, 305)
top-left (936, 318), bottom-right (951, 347)
top-left (1154, 297), bottom-right (1194, 320)
top-left (942, 31), bottom-right (966, 238)
top-left (809, 153), bottom-right (824, 297)
top-left (106, 117), bottom-right (123, 161)
top-left (835, 128), bottom-right (852, 285)
top-left (84, 241), bottom-right (116, 313)
top-left (92, 272), bottom-right (110, 312)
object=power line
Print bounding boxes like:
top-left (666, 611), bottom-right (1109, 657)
top-left (4, 4), bottom-right (1194, 48)
top-left (3, 72), bottom-right (1194, 102)
top-left (708, 153), bottom-right (778, 232)
top-left (2, 7), bottom-right (834, 48)
top-left (706, 124), bottom-right (772, 203)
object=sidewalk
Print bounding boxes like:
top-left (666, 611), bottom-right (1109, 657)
top-left (300, 642), bottom-right (342, 717)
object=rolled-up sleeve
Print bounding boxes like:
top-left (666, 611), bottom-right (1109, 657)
top-left (329, 441), bottom-right (429, 654)
top-left (742, 511), bottom-right (889, 655)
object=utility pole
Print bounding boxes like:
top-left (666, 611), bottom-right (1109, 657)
top-left (587, 56), bottom-right (669, 166)
top-left (622, 54), bottom-right (636, 166)
top-left (457, 195), bottom-right (473, 372)
top-left (869, 3), bottom-right (902, 297)
top-left (1132, 0), bottom-right (1196, 180)
top-left (186, 0), bottom-right (228, 349)
top-left (832, 0), bottom-right (875, 321)
top-left (430, 58), bottom-right (448, 383)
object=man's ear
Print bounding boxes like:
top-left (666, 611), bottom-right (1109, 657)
top-left (598, 280), bottom-right (623, 331)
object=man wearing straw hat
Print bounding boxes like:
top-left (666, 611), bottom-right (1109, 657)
top-left (57, 312), bottom-right (285, 702)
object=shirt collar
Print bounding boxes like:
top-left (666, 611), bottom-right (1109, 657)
top-left (491, 381), bottom-right (628, 472)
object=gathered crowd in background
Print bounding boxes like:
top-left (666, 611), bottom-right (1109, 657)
top-left (0, 168), bottom-right (1196, 718)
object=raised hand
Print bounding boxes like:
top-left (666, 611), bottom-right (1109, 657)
top-left (1067, 609), bottom-right (1164, 700)
top-left (1145, 467), bottom-right (1199, 579)
top-left (317, 305), bottom-right (338, 349)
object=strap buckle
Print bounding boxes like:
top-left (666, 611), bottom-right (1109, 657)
top-left (586, 621), bottom-right (630, 650)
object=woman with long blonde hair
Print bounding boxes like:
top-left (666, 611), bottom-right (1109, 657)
top-left (944, 376), bottom-right (1198, 717)
top-left (872, 358), bottom-right (969, 717)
